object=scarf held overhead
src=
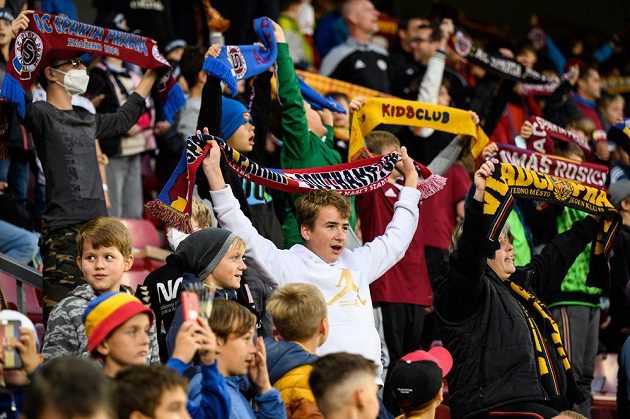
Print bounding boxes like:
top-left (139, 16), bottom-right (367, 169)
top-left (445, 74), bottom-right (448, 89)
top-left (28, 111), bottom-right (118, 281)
top-left (349, 97), bottom-right (489, 161)
top-left (483, 162), bottom-right (620, 288)
top-left (452, 30), bottom-right (558, 86)
top-left (1, 12), bottom-right (184, 120)
top-left (527, 116), bottom-right (592, 155)
top-left (497, 144), bottom-right (608, 189)
top-left (201, 17), bottom-right (277, 97)
top-left (146, 134), bottom-right (445, 231)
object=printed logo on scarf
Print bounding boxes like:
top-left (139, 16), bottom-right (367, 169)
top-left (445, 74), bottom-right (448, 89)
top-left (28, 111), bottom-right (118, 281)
top-left (226, 46), bottom-right (247, 79)
top-left (13, 31), bottom-right (43, 77)
top-left (454, 31), bottom-right (472, 57)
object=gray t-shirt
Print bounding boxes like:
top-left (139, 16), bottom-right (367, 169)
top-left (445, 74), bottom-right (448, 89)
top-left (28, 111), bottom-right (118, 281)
top-left (22, 92), bottom-right (145, 227)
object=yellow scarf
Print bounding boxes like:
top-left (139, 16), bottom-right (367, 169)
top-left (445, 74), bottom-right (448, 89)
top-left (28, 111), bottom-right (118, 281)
top-left (484, 162), bottom-right (620, 288)
top-left (349, 98), bottom-right (489, 161)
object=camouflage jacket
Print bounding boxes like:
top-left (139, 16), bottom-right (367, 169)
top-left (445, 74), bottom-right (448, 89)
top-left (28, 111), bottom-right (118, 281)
top-left (41, 284), bottom-right (160, 363)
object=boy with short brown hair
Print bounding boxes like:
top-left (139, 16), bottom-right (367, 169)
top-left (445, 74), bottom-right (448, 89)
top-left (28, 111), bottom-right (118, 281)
top-left (42, 217), bottom-right (160, 363)
top-left (208, 299), bottom-right (287, 419)
top-left (309, 352), bottom-right (380, 419)
top-left (265, 283), bottom-right (328, 418)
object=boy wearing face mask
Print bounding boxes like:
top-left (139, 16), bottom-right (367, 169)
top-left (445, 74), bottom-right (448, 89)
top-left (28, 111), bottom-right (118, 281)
top-left (11, 10), bottom-right (158, 324)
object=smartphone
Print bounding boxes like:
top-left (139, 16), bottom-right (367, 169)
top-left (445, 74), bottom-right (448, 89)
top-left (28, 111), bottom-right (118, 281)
top-left (0, 320), bottom-right (22, 370)
top-left (181, 291), bottom-right (200, 322)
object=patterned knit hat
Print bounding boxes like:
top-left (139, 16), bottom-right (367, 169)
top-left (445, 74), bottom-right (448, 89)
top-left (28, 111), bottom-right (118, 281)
top-left (82, 292), bottom-right (154, 354)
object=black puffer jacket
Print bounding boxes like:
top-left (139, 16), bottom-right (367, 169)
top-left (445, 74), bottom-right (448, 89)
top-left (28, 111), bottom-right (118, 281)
top-left (435, 198), bottom-right (598, 419)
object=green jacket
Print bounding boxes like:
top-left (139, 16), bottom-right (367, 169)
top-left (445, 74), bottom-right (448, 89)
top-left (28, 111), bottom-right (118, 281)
top-left (277, 43), bottom-right (355, 248)
top-left (549, 207), bottom-right (601, 308)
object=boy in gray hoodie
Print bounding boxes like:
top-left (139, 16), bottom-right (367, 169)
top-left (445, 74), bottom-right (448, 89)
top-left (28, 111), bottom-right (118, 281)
top-left (41, 217), bottom-right (159, 363)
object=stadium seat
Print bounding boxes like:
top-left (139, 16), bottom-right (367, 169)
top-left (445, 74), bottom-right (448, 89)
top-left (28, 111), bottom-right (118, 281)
top-left (121, 270), bottom-right (150, 292)
top-left (591, 353), bottom-right (617, 419)
top-left (119, 218), bottom-right (162, 271)
top-left (0, 272), bottom-right (43, 324)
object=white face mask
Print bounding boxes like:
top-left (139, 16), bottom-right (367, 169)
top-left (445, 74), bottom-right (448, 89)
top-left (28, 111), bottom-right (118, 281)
top-left (55, 68), bottom-right (90, 95)
top-left (167, 227), bottom-right (189, 251)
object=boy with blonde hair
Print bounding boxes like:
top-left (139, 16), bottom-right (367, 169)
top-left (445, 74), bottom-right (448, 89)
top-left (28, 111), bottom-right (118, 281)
top-left (265, 283), bottom-right (329, 418)
top-left (42, 217), bottom-right (160, 363)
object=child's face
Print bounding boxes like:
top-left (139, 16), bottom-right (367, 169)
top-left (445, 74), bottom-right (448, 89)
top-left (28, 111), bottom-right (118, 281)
top-left (227, 119), bottom-right (255, 153)
top-left (358, 378), bottom-right (380, 419)
top-left (152, 386), bottom-right (191, 419)
top-left (99, 313), bottom-right (151, 368)
top-left (217, 328), bottom-right (256, 376)
top-left (601, 99), bottom-right (624, 125)
top-left (0, 20), bottom-right (12, 48)
top-left (300, 205), bottom-right (349, 263)
top-left (206, 247), bottom-right (246, 289)
top-left (77, 242), bottom-right (133, 294)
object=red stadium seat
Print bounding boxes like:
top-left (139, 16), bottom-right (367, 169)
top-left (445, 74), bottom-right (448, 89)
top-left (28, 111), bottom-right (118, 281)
top-left (0, 272), bottom-right (43, 324)
top-left (121, 270), bottom-right (150, 292)
top-left (119, 218), bottom-right (163, 271)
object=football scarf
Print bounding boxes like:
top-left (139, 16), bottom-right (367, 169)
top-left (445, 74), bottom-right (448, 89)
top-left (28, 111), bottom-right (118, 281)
top-left (1, 11), bottom-right (184, 121)
top-left (506, 277), bottom-right (583, 403)
top-left (146, 134), bottom-right (446, 231)
top-left (201, 17), bottom-right (277, 97)
top-left (496, 144), bottom-right (608, 189)
top-left (295, 69), bottom-right (390, 100)
top-left (452, 30), bottom-right (558, 85)
top-left (601, 76), bottom-right (630, 94)
top-left (298, 77), bottom-right (346, 113)
top-left (349, 97), bottom-right (489, 161)
top-left (527, 116), bottom-right (592, 155)
top-left (483, 162), bottom-right (620, 287)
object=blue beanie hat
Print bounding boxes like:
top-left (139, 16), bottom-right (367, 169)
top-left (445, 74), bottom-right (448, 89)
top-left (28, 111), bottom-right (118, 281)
top-left (221, 97), bottom-right (250, 141)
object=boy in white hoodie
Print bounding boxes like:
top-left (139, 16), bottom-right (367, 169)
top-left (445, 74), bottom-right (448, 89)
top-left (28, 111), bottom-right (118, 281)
top-left (202, 137), bottom-right (420, 384)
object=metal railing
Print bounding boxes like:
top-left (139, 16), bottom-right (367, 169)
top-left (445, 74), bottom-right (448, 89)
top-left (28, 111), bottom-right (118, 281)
top-left (0, 253), bottom-right (42, 313)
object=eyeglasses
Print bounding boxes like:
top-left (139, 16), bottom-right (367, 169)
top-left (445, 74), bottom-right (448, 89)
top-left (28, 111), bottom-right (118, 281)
top-left (52, 58), bottom-right (82, 68)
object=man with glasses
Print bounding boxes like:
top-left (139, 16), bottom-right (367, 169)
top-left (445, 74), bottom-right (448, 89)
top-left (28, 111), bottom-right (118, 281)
top-left (11, 10), bottom-right (159, 324)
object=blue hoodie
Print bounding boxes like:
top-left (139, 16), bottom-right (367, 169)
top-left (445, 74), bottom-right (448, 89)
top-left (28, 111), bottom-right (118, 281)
top-left (225, 376), bottom-right (287, 419)
top-left (166, 358), bottom-right (230, 419)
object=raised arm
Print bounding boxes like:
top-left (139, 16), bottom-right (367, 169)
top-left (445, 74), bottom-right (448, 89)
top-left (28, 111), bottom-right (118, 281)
top-left (436, 160), bottom-right (496, 322)
top-left (203, 138), bottom-right (288, 284)
top-left (353, 146), bottom-right (421, 278)
top-left (273, 21), bottom-right (316, 162)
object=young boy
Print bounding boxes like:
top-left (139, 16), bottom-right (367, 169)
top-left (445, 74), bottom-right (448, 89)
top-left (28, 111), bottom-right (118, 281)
top-left (22, 357), bottom-right (115, 419)
top-left (82, 292), bottom-right (155, 378)
top-left (11, 10), bottom-right (159, 322)
top-left (42, 217), bottom-right (160, 363)
top-left (265, 283), bottom-right (328, 418)
top-left (203, 132), bottom-right (419, 384)
top-left (0, 310), bottom-right (43, 418)
top-left (114, 318), bottom-right (229, 418)
top-left (115, 365), bottom-right (191, 419)
top-left (388, 347), bottom-right (453, 419)
top-left (141, 227), bottom-right (262, 357)
top-left (309, 352), bottom-right (380, 419)
top-left (207, 299), bottom-right (286, 419)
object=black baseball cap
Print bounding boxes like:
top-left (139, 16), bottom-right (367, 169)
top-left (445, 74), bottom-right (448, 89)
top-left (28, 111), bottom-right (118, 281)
top-left (390, 346), bottom-right (453, 410)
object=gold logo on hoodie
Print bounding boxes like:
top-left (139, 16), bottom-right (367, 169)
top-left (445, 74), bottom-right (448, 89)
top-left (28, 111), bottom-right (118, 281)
top-left (327, 269), bottom-right (366, 307)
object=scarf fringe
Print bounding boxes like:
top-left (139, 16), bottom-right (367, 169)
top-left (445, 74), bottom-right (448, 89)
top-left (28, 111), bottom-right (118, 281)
top-left (1, 74), bottom-right (25, 119)
top-left (144, 199), bottom-right (193, 233)
top-left (417, 174), bottom-right (446, 200)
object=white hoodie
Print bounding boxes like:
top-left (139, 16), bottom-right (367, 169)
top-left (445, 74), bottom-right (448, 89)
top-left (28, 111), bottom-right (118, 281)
top-left (209, 185), bottom-right (420, 382)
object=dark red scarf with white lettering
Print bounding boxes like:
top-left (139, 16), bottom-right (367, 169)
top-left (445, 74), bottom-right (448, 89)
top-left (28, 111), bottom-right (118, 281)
top-left (496, 144), bottom-right (608, 189)
top-left (1, 11), bottom-right (184, 121)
